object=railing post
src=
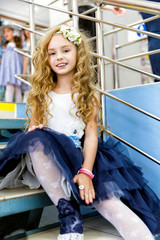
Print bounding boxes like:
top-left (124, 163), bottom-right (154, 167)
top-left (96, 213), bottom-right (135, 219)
top-left (113, 29), bottom-right (119, 89)
top-left (72, 0), bottom-right (79, 29)
top-left (96, 5), bottom-right (105, 127)
top-left (29, 0), bottom-right (35, 74)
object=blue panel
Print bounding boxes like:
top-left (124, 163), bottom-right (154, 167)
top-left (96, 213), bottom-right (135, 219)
top-left (17, 103), bottom-right (27, 119)
top-left (105, 83), bottom-right (160, 197)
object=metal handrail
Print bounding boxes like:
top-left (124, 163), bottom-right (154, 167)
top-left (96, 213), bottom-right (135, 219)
top-left (95, 86), bottom-right (160, 121)
top-left (16, 0), bottom-right (160, 81)
top-left (116, 36), bottom-right (147, 49)
top-left (18, 0), bottom-right (160, 39)
top-left (81, 6), bottom-right (98, 15)
top-left (106, 130), bottom-right (160, 165)
top-left (105, 48), bottom-right (160, 65)
top-left (96, 0), bottom-right (160, 15)
top-left (92, 52), bottom-right (160, 81)
top-left (47, 0), bottom-right (59, 6)
top-left (14, 23), bottom-right (44, 36)
top-left (15, 48), bottom-right (32, 59)
top-left (104, 15), bottom-right (160, 37)
top-left (50, 6), bottom-right (98, 28)
top-left (15, 74), bottom-right (31, 86)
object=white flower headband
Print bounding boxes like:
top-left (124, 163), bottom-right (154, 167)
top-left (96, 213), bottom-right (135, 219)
top-left (57, 25), bottom-right (82, 46)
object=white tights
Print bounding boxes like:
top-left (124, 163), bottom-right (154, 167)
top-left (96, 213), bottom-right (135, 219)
top-left (30, 150), bottom-right (70, 206)
top-left (30, 148), bottom-right (154, 240)
top-left (95, 198), bottom-right (154, 240)
top-left (5, 83), bottom-right (22, 102)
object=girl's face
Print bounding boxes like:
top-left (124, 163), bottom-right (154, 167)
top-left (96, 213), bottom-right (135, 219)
top-left (3, 27), bottom-right (14, 42)
top-left (48, 34), bottom-right (77, 78)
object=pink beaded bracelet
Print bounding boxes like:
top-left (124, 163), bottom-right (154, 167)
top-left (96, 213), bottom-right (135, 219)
top-left (77, 168), bottom-right (94, 180)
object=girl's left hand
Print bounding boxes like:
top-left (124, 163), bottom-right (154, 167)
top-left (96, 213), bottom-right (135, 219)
top-left (73, 173), bottom-right (95, 205)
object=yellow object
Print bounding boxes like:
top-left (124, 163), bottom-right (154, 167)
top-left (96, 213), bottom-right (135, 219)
top-left (0, 103), bottom-right (15, 111)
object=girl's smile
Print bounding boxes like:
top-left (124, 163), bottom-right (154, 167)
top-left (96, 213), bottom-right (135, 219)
top-left (56, 62), bottom-right (68, 68)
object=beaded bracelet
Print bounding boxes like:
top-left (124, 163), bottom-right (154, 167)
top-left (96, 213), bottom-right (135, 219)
top-left (77, 168), bottom-right (94, 180)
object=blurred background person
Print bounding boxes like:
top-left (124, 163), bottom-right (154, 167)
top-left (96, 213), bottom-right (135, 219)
top-left (140, 0), bottom-right (160, 82)
top-left (0, 24), bottom-right (23, 102)
top-left (22, 28), bottom-right (31, 102)
top-left (0, 28), bottom-right (5, 101)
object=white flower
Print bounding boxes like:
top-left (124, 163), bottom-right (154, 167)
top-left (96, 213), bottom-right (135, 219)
top-left (58, 25), bottom-right (82, 46)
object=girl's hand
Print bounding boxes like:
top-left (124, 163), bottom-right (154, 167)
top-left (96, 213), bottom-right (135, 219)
top-left (112, 7), bottom-right (126, 16)
top-left (73, 173), bottom-right (95, 205)
top-left (28, 124), bottom-right (43, 132)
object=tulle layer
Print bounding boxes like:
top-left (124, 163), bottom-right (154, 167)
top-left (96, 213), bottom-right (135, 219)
top-left (0, 127), bottom-right (160, 236)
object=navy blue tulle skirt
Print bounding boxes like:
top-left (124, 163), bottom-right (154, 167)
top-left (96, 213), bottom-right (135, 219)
top-left (0, 127), bottom-right (160, 236)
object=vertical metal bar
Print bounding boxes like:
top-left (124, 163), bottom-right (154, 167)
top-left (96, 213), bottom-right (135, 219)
top-left (96, 6), bottom-right (105, 127)
top-left (113, 31), bottom-right (119, 89)
top-left (29, 0), bottom-right (35, 74)
top-left (72, 0), bottom-right (79, 29)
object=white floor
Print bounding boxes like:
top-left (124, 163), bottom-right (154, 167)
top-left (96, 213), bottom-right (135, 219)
top-left (20, 215), bottom-right (122, 240)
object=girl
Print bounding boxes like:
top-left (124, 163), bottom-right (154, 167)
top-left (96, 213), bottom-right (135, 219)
top-left (0, 24), bottom-right (23, 102)
top-left (0, 25), bottom-right (160, 240)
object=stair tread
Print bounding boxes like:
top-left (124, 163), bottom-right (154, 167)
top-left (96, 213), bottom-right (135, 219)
top-left (18, 215), bottom-right (121, 240)
top-left (0, 144), bottom-right (6, 149)
top-left (0, 187), bottom-right (44, 202)
top-left (19, 226), bottom-right (121, 240)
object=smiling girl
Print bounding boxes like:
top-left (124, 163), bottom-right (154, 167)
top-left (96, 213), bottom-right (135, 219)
top-left (0, 25), bottom-right (160, 240)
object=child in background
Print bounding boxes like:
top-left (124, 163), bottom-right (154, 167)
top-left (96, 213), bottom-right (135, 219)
top-left (22, 29), bottom-right (31, 102)
top-left (0, 25), bottom-right (160, 240)
top-left (0, 24), bottom-right (23, 102)
top-left (0, 34), bottom-right (5, 101)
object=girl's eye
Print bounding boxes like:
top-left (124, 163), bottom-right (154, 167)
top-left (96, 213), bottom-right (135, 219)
top-left (64, 49), bottom-right (69, 53)
top-left (49, 52), bottom-right (55, 56)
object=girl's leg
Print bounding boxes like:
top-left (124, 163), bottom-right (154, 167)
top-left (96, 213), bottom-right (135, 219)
top-left (95, 197), bottom-right (154, 240)
top-left (29, 144), bottom-right (83, 239)
top-left (5, 83), bottom-right (14, 102)
top-left (14, 85), bottom-right (22, 102)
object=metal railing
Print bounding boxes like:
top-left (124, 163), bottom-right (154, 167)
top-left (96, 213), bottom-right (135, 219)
top-left (13, 0), bottom-right (160, 165)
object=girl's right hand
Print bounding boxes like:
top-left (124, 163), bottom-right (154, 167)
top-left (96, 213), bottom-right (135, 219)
top-left (28, 124), bottom-right (43, 132)
top-left (73, 173), bottom-right (95, 205)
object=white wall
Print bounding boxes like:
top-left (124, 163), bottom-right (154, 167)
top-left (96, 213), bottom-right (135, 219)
top-left (0, 0), bottom-right (50, 27)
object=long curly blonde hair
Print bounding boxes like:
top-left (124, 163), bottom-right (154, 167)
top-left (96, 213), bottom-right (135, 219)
top-left (26, 26), bottom-right (100, 127)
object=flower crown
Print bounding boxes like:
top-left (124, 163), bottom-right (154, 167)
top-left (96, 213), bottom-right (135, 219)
top-left (57, 25), bottom-right (82, 46)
